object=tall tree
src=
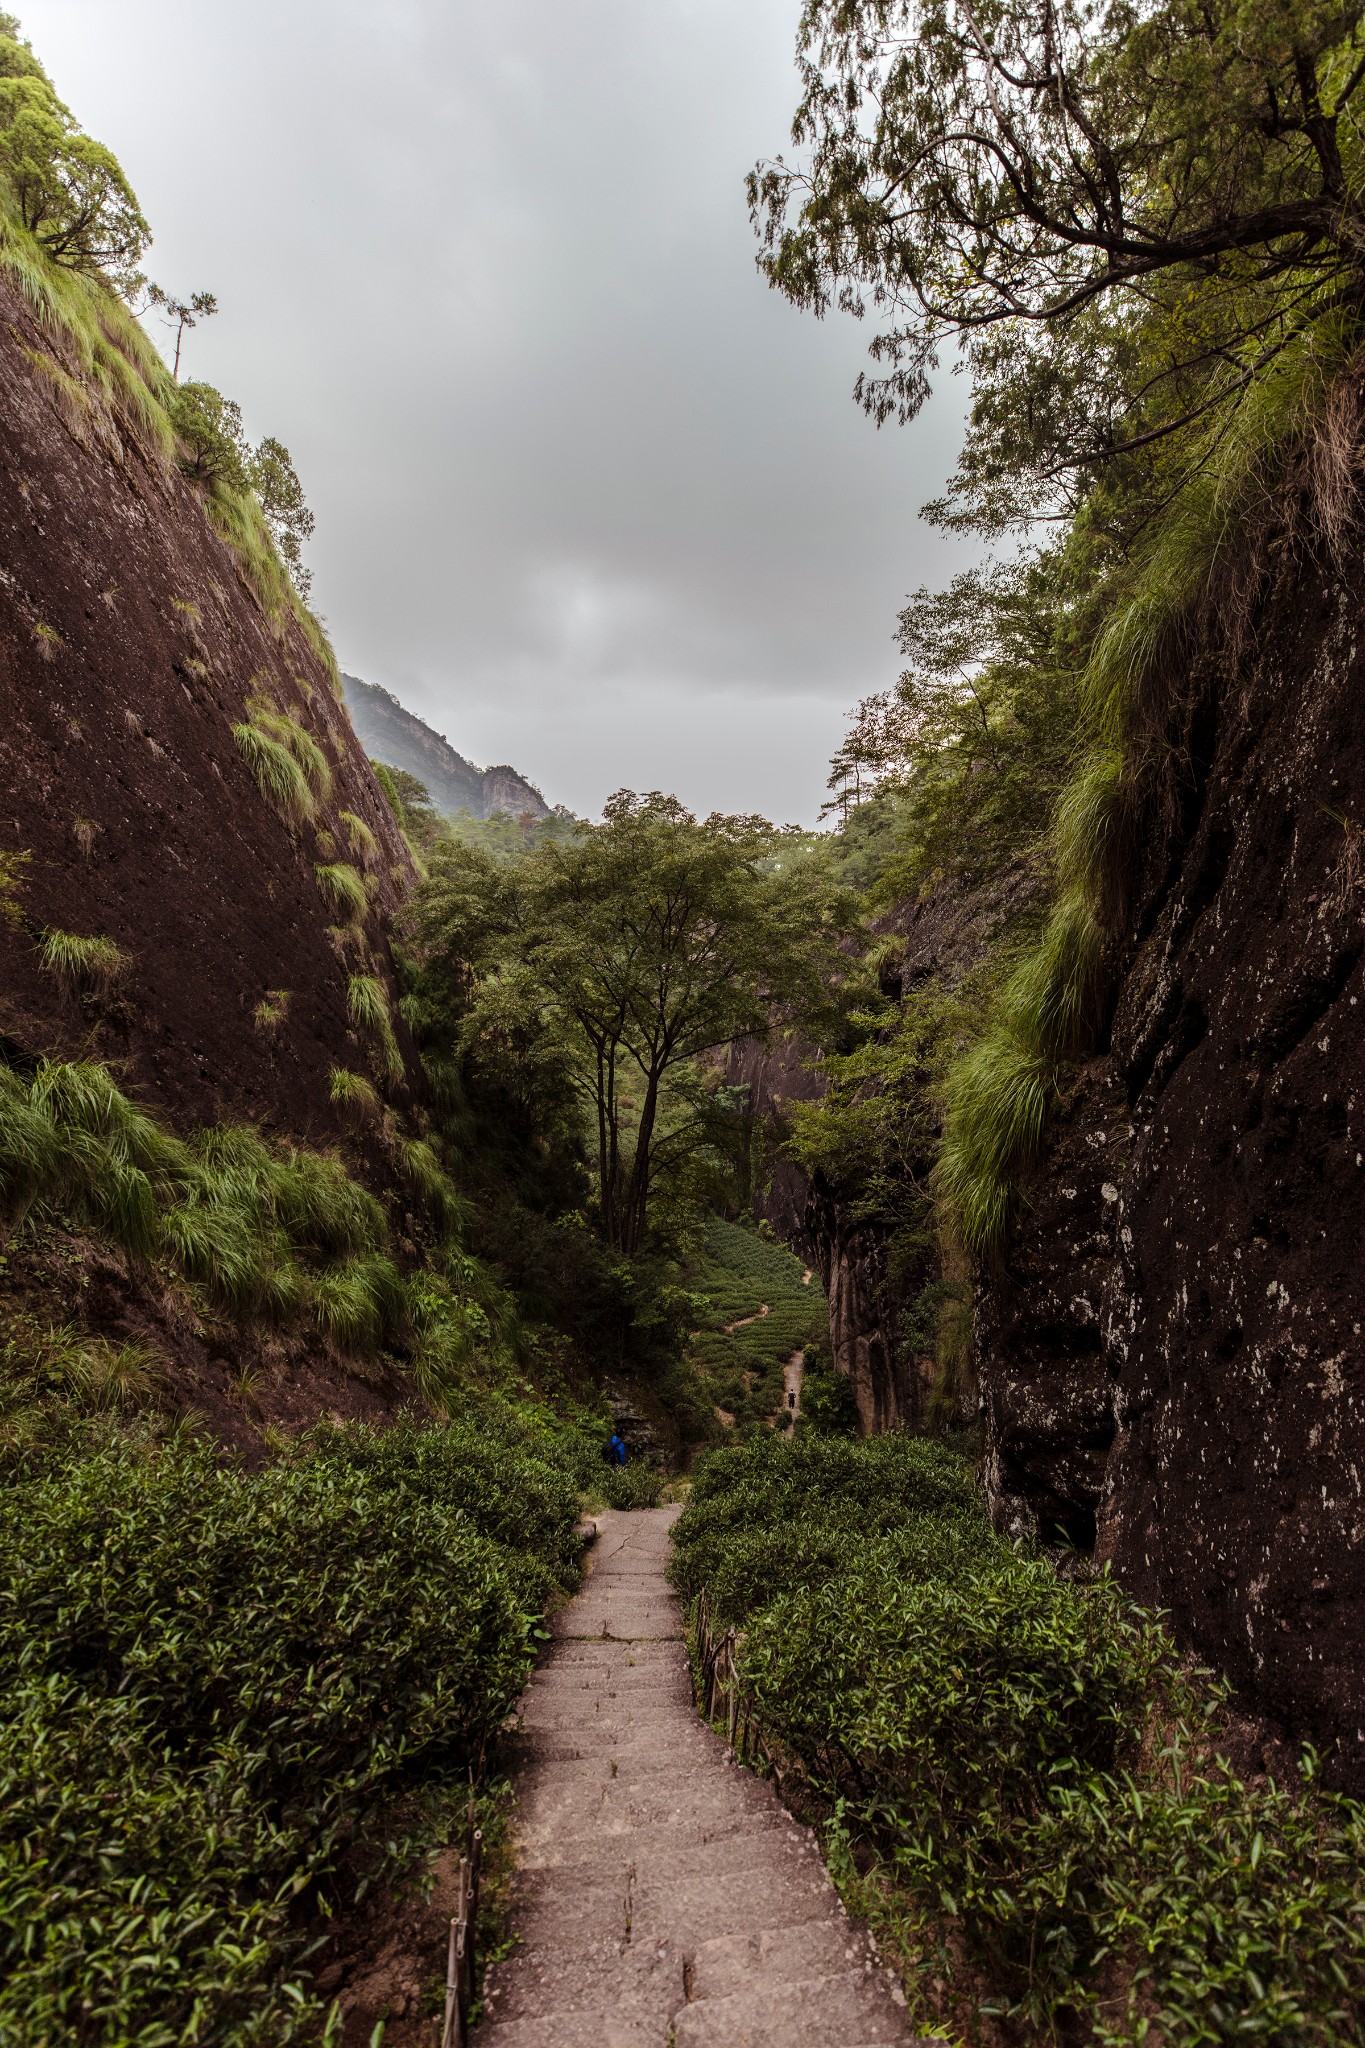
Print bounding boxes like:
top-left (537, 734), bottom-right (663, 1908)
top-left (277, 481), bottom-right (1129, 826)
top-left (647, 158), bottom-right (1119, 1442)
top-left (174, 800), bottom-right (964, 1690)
top-left (414, 792), bottom-right (848, 1256)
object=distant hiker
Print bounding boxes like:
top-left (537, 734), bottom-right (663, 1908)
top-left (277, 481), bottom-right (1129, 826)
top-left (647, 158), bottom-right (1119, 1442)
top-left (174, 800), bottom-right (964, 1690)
top-left (786, 1391), bottom-right (796, 1411)
top-left (609, 1432), bottom-right (627, 1467)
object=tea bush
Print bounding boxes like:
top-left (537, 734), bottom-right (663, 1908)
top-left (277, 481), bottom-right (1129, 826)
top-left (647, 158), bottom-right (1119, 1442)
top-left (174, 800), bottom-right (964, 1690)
top-left (0, 1413), bottom-right (582, 2045)
top-left (673, 1433), bottom-right (1365, 2042)
top-left (670, 1428), bottom-right (989, 1623)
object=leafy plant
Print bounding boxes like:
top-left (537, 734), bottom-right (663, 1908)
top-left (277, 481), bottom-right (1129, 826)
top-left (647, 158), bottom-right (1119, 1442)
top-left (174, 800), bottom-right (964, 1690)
top-left (0, 1416), bottom-right (579, 2043)
top-left (0, 19), bottom-right (149, 282)
top-left (673, 1434), bottom-right (1365, 2041)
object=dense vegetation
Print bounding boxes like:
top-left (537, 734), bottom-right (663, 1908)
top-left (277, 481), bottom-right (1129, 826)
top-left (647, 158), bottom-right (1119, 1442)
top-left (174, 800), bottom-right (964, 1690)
top-left (760, 0), bottom-right (1365, 1285)
top-left (681, 1217), bottom-right (826, 1432)
top-left (0, 1408), bottom-right (593, 2044)
top-left (674, 1436), bottom-right (1365, 2043)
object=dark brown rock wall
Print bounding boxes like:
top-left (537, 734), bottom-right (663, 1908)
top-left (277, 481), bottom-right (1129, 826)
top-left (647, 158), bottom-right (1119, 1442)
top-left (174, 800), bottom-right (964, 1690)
top-left (978, 509), bottom-right (1365, 1786)
top-left (0, 277), bottom-right (417, 1146)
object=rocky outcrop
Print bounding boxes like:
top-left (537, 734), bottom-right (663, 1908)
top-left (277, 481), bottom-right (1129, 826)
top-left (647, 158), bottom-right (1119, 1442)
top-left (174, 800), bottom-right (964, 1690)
top-left (0, 272), bottom-right (416, 1146)
top-left (342, 673), bottom-right (549, 820)
top-left (977, 466), bottom-right (1365, 1789)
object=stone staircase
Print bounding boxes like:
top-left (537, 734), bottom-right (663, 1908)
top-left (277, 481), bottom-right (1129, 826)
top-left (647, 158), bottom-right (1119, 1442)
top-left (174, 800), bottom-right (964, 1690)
top-left (477, 1506), bottom-right (920, 2048)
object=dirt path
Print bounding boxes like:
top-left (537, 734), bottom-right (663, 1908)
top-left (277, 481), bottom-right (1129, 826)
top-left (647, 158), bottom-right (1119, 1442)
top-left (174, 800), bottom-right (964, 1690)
top-left (721, 1303), bottom-right (769, 1334)
top-left (782, 1350), bottom-right (803, 1431)
top-left (478, 1507), bottom-right (917, 2047)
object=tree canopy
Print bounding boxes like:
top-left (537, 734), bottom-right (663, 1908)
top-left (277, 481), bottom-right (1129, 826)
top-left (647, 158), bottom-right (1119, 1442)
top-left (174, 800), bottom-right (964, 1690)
top-left (753, 0), bottom-right (1365, 528)
top-left (412, 792), bottom-right (850, 1256)
top-left (0, 17), bottom-right (148, 283)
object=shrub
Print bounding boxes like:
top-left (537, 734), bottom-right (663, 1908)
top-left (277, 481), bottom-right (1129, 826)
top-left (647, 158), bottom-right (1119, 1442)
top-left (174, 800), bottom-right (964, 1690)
top-left (671, 1429), bottom-right (987, 1624)
top-left (674, 1433), bottom-right (1365, 2042)
top-left (602, 1460), bottom-right (666, 1510)
top-left (0, 1422), bottom-right (561, 2043)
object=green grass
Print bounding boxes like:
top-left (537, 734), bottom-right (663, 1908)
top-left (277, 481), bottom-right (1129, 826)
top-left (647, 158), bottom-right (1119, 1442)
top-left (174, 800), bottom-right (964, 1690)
top-left (673, 1434), bottom-right (1365, 2043)
top-left (314, 861), bottom-right (368, 923)
top-left (337, 809), bottom-right (378, 862)
top-left (233, 721), bottom-right (316, 825)
top-left (937, 305), bottom-right (1363, 1254)
top-left (347, 973), bottom-right (405, 1083)
top-left (0, 1057), bottom-right (449, 1363)
top-left (328, 1065), bottom-right (381, 1118)
top-left (37, 929), bottom-right (131, 997)
top-left (252, 987), bottom-right (291, 1036)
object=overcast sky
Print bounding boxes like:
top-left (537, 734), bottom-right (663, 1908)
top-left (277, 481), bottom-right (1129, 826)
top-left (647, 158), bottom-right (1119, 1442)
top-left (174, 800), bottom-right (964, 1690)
top-left (24, 0), bottom-right (972, 824)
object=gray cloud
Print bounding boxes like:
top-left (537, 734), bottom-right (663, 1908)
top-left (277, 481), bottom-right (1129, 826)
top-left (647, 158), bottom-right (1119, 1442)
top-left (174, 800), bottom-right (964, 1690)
top-left (25, 0), bottom-right (974, 822)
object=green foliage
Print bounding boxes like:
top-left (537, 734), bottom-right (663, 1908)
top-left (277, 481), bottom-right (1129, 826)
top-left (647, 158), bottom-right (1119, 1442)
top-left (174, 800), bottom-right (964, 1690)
top-left (328, 1064), bottom-right (381, 1118)
top-left (601, 1459), bottom-right (667, 1509)
top-left (671, 1428), bottom-right (986, 1624)
top-left (36, 926), bottom-right (130, 997)
top-left (0, 19), bottom-right (148, 281)
top-left (0, 1414), bottom-right (581, 2044)
top-left (0, 1057), bottom-right (452, 1363)
top-left (252, 987), bottom-right (291, 1036)
top-left (682, 1218), bottom-right (826, 1432)
top-left (347, 972), bottom-right (404, 1083)
top-left (247, 435), bottom-right (314, 599)
top-left (168, 378), bottom-right (248, 485)
top-left (412, 792), bottom-right (851, 1256)
top-left (337, 808), bottom-right (378, 862)
top-left (674, 1435), bottom-right (1365, 2041)
top-left (314, 860), bottom-right (368, 923)
top-left (753, 0), bottom-right (1364, 526)
top-left (233, 719), bottom-right (316, 826)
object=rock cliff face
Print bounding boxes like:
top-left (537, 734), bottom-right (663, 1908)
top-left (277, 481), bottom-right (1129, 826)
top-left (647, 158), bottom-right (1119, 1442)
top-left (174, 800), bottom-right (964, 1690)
top-left (341, 673), bottom-right (549, 820)
top-left (978, 476), bottom-right (1365, 1788)
top-left (0, 273), bottom-right (416, 1146)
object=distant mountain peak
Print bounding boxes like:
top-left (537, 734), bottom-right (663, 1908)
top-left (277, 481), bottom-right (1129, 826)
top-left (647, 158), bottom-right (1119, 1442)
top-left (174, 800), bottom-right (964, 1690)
top-left (341, 674), bottom-right (550, 820)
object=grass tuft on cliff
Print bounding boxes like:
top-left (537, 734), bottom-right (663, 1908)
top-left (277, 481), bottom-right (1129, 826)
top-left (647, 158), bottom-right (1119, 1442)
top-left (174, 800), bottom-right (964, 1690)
top-left (0, 1057), bottom-right (457, 1364)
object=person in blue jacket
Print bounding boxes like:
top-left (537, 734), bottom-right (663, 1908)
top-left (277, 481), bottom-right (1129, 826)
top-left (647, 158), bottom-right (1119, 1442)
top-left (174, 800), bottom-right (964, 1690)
top-left (608, 1431), bottom-right (626, 1467)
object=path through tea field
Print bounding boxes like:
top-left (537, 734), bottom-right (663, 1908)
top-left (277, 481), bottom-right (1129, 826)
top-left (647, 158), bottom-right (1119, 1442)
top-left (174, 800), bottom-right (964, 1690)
top-left (478, 1507), bottom-right (919, 2047)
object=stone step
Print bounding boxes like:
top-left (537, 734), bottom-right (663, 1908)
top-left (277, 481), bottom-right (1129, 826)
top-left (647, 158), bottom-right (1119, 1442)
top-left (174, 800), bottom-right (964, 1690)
top-left (672, 1968), bottom-right (909, 2048)
top-left (480, 1937), bottom-right (684, 2026)
top-left (476, 2015), bottom-right (655, 2048)
top-left (686, 1917), bottom-right (863, 2000)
